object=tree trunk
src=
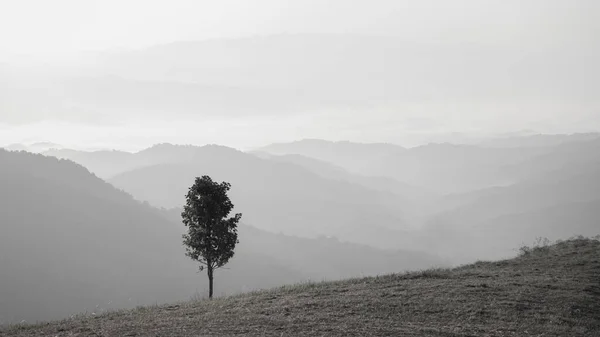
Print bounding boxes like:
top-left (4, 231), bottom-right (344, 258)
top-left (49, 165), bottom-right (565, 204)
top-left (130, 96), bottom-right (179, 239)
top-left (208, 266), bottom-right (214, 299)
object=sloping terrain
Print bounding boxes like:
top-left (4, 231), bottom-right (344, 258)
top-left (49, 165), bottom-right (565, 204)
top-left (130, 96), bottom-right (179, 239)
top-left (0, 150), bottom-right (196, 323)
top-left (431, 163), bottom-right (600, 229)
top-left (107, 145), bottom-right (416, 249)
top-left (44, 139), bottom-right (600, 260)
top-left (259, 137), bottom-right (600, 195)
top-left (44, 144), bottom-right (212, 179)
top-left (253, 152), bottom-right (435, 225)
top-left (4, 238), bottom-right (599, 337)
top-left (253, 152), bottom-right (432, 201)
top-left (475, 132), bottom-right (600, 149)
top-left (259, 139), bottom-right (407, 176)
top-left (422, 150), bottom-right (600, 261)
top-left (43, 149), bottom-right (137, 179)
top-left (260, 139), bottom-right (552, 194)
top-left (257, 137), bottom-right (600, 261)
top-left (0, 149), bottom-right (441, 323)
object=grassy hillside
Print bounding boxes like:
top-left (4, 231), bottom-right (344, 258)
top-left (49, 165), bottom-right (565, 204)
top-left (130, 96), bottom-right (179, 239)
top-left (4, 238), bottom-right (599, 337)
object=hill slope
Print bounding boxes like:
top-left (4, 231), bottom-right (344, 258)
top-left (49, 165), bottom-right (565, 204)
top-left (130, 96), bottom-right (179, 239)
top-left (0, 149), bottom-right (441, 323)
top-left (0, 149), bottom-right (196, 323)
top-left (259, 137), bottom-right (600, 194)
top-left (4, 238), bottom-right (599, 337)
top-left (422, 152), bottom-right (600, 261)
top-left (107, 144), bottom-right (415, 249)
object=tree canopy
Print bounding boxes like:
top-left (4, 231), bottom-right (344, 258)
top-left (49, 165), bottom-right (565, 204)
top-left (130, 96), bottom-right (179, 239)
top-left (182, 175), bottom-right (241, 298)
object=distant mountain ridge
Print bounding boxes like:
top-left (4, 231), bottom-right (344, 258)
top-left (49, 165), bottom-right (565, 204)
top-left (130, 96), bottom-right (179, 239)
top-left (258, 136), bottom-right (600, 194)
top-left (259, 139), bottom-right (406, 173)
top-left (44, 143), bottom-right (212, 179)
top-left (0, 149), bottom-right (442, 323)
top-left (106, 144), bottom-right (417, 249)
top-left (40, 135), bottom-right (600, 262)
top-left (476, 132), bottom-right (600, 148)
top-left (3, 142), bottom-right (64, 153)
top-left (256, 136), bottom-right (600, 261)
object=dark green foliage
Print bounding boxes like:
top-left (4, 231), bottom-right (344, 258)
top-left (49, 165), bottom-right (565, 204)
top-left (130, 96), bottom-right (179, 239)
top-left (182, 176), bottom-right (241, 298)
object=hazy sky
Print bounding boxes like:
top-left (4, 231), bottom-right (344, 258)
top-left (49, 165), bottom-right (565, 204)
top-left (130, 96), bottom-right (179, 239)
top-left (1, 0), bottom-right (596, 55)
top-left (0, 0), bottom-right (598, 150)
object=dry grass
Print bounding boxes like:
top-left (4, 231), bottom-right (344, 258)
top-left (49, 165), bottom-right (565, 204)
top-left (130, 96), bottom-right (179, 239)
top-left (2, 238), bottom-right (599, 336)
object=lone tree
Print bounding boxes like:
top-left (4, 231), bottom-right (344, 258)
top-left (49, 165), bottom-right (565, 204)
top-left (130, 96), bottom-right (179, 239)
top-left (182, 175), bottom-right (242, 299)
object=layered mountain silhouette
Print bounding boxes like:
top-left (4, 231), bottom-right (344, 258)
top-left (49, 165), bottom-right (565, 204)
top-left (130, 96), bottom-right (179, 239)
top-left (475, 132), bottom-right (600, 149)
top-left (259, 136), bottom-right (600, 194)
top-left (258, 136), bottom-right (600, 261)
top-left (423, 139), bottom-right (600, 260)
top-left (42, 135), bottom-right (600, 262)
top-left (0, 149), bottom-right (441, 323)
top-left (106, 145), bottom-right (416, 249)
top-left (2, 142), bottom-right (63, 153)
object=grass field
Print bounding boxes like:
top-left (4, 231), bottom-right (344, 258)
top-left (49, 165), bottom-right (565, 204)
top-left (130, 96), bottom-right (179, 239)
top-left (2, 238), bottom-right (599, 336)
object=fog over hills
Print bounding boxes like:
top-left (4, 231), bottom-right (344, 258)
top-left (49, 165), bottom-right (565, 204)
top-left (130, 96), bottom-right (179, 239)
top-left (31, 133), bottom-right (600, 265)
top-left (252, 152), bottom-right (433, 203)
top-left (1, 1), bottom-right (599, 334)
top-left (475, 132), bottom-right (600, 148)
top-left (107, 145), bottom-right (416, 249)
top-left (257, 135), bottom-right (600, 260)
top-left (3, 119), bottom-right (599, 332)
top-left (425, 165), bottom-right (600, 260)
top-left (260, 135), bottom-right (600, 194)
top-left (0, 149), bottom-right (191, 322)
top-left (0, 149), bottom-right (442, 323)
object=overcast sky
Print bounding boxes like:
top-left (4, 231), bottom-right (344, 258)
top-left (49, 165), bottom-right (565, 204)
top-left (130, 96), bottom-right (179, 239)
top-left (0, 0), bottom-right (598, 150)
top-left (1, 0), bottom-right (596, 55)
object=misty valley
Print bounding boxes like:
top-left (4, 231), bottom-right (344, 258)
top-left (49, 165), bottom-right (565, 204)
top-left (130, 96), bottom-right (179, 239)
top-left (1, 134), bottom-right (599, 326)
top-left (1, 2), bottom-right (599, 335)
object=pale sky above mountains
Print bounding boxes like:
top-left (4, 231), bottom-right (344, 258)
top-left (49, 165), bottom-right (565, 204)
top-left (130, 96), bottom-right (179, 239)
top-left (0, 0), bottom-right (598, 150)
